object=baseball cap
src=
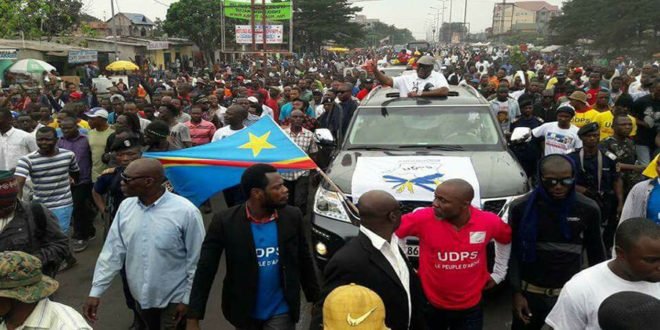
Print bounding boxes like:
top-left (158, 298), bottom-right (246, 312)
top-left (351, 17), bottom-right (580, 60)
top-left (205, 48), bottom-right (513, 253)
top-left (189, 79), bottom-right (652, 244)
top-left (323, 283), bottom-right (387, 330)
top-left (556, 104), bottom-right (576, 116)
top-left (85, 107), bottom-right (109, 119)
top-left (247, 96), bottom-right (259, 104)
top-left (110, 136), bottom-right (142, 152)
top-left (69, 91), bottom-right (83, 100)
top-left (417, 55), bottom-right (435, 66)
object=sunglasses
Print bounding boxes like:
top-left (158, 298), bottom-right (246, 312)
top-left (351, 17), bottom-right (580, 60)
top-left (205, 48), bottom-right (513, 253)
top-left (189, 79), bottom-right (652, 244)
top-left (120, 172), bottom-right (150, 183)
top-left (542, 177), bottom-right (575, 187)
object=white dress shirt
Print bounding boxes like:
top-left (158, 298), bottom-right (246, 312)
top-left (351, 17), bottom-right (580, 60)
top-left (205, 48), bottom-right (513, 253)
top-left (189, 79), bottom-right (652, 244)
top-left (360, 226), bottom-right (411, 326)
top-left (0, 127), bottom-right (37, 171)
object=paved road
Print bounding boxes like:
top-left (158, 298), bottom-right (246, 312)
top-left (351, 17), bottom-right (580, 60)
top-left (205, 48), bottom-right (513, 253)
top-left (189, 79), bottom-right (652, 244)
top-left (54, 195), bottom-right (513, 330)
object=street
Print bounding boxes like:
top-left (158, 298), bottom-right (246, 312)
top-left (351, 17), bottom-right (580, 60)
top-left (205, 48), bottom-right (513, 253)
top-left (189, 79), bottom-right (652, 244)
top-left (54, 196), bottom-right (512, 330)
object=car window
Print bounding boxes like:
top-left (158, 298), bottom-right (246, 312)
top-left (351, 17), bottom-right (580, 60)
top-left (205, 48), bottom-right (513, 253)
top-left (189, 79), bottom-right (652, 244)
top-left (347, 106), bottom-right (502, 150)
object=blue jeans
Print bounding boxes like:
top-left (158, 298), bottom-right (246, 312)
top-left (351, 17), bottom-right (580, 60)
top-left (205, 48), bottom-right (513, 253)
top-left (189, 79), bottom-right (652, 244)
top-left (50, 205), bottom-right (73, 235)
top-left (426, 302), bottom-right (483, 330)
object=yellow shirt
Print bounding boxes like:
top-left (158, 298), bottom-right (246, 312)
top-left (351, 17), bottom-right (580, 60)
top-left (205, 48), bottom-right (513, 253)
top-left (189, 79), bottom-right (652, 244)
top-left (53, 119), bottom-right (90, 129)
top-left (571, 110), bottom-right (599, 128)
top-left (593, 111), bottom-right (637, 139)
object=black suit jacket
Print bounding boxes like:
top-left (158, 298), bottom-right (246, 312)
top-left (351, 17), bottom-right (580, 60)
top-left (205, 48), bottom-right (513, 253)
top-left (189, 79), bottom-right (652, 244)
top-left (187, 204), bottom-right (320, 327)
top-left (316, 232), bottom-right (427, 330)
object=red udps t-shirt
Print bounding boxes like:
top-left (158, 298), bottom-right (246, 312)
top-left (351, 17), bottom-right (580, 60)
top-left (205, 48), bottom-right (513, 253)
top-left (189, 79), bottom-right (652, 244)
top-left (395, 206), bottom-right (511, 310)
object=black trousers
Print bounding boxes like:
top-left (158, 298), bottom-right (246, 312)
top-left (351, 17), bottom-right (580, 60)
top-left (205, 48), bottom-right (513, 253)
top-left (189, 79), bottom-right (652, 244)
top-left (425, 302), bottom-right (483, 330)
top-left (71, 183), bottom-right (97, 240)
top-left (511, 292), bottom-right (558, 330)
top-left (284, 175), bottom-right (310, 215)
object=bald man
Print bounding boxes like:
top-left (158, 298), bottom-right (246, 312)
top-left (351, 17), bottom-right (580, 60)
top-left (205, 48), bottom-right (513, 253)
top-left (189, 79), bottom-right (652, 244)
top-left (84, 158), bottom-right (205, 329)
top-left (316, 190), bottom-right (426, 330)
top-left (396, 179), bottom-right (512, 330)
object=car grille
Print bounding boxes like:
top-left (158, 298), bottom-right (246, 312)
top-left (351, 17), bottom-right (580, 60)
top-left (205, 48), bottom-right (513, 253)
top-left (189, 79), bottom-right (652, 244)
top-left (483, 199), bottom-right (507, 215)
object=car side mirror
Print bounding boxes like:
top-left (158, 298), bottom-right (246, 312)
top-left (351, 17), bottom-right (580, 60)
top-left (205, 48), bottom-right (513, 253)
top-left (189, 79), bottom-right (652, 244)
top-left (314, 128), bottom-right (335, 146)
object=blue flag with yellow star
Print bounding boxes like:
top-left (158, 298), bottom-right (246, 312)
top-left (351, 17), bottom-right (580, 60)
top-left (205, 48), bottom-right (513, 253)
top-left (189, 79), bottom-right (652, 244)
top-left (143, 116), bottom-right (318, 206)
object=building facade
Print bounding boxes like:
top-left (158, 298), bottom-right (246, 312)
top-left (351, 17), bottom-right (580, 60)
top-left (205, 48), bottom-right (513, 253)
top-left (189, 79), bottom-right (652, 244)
top-left (106, 13), bottom-right (155, 37)
top-left (492, 1), bottom-right (560, 35)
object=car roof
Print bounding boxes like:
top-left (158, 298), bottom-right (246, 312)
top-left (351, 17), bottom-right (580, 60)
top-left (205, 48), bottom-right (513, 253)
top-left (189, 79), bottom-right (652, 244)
top-left (361, 84), bottom-right (490, 107)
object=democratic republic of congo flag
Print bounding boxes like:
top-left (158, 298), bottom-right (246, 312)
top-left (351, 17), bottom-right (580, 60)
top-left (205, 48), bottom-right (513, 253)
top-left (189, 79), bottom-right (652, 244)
top-left (144, 116), bottom-right (317, 206)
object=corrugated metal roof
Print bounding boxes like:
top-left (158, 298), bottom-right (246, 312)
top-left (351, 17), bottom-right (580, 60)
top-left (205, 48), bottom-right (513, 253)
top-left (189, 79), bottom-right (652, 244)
top-left (0, 39), bottom-right (94, 52)
top-left (119, 13), bottom-right (155, 26)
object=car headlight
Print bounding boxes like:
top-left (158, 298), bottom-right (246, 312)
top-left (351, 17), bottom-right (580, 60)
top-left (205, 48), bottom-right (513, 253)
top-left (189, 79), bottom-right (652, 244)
top-left (313, 186), bottom-right (350, 222)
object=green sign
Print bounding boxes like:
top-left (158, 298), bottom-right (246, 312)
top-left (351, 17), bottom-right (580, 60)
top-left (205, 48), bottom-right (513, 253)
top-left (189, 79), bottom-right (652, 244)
top-left (224, 1), bottom-right (292, 21)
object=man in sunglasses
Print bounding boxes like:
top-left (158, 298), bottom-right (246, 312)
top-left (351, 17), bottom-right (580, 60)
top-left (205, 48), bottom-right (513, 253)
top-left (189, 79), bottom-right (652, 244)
top-left (370, 55), bottom-right (449, 98)
top-left (506, 154), bottom-right (606, 330)
top-left (85, 158), bottom-right (205, 329)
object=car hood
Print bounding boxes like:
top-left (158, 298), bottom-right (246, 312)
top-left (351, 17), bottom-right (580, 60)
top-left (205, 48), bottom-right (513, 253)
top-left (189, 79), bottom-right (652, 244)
top-left (325, 150), bottom-right (528, 199)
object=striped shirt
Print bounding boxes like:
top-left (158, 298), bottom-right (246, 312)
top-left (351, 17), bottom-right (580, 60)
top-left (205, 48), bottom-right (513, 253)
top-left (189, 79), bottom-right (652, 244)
top-left (185, 119), bottom-right (217, 146)
top-left (14, 149), bottom-right (80, 210)
top-left (0, 298), bottom-right (92, 330)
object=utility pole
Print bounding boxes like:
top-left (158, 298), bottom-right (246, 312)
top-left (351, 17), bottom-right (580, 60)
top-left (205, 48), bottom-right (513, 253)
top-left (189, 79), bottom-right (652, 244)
top-left (251, 0), bottom-right (256, 52)
top-left (110, 0), bottom-right (119, 60)
top-left (448, 0), bottom-right (452, 44)
top-left (289, 0), bottom-right (294, 53)
top-left (463, 0), bottom-right (468, 41)
top-left (500, 0), bottom-right (506, 39)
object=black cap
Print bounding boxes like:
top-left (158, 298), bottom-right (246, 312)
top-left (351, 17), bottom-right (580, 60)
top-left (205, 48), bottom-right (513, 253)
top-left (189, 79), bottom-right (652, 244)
top-left (577, 122), bottom-right (600, 137)
top-left (110, 136), bottom-right (142, 152)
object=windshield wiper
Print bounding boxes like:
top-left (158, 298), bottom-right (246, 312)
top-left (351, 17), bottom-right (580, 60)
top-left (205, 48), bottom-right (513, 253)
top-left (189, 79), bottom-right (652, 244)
top-left (397, 144), bottom-right (465, 151)
top-left (345, 146), bottom-right (399, 151)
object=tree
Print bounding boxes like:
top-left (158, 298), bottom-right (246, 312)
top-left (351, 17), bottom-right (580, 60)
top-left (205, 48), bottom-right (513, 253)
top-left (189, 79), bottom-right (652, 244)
top-left (293, 0), bottom-right (364, 52)
top-left (0, 0), bottom-right (82, 40)
top-left (366, 21), bottom-right (414, 47)
top-left (41, 0), bottom-right (83, 40)
top-left (163, 0), bottom-right (223, 64)
top-left (549, 0), bottom-right (659, 58)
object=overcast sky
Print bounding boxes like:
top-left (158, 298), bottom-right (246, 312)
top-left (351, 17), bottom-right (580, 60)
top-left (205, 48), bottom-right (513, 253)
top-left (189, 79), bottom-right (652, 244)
top-left (83, 0), bottom-right (563, 39)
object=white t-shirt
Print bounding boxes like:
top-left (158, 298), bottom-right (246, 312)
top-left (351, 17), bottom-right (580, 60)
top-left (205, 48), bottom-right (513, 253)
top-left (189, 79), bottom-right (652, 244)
top-left (546, 261), bottom-right (660, 330)
top-left (211, 126), bottom-right (244, 142)
top-left (532, 122), bottom-right (582, 155)
top-left (392, 71), bottom-right (449, 97)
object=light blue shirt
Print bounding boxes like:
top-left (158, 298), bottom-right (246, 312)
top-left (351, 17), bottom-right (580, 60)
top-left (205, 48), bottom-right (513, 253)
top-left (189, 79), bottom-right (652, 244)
top-left (89, 191), bottom-right (205, 309)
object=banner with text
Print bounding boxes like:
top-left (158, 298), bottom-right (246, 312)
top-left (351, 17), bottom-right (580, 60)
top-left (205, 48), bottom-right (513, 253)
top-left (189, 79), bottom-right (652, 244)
top-left (352, 156), bottom-right (481, 207)
top-left (235, 25), bottom-right (283, 44)
top-left (68, 50), bottom-right (98, 64)
top-left (224, 1), bottom-right (291, 21)
top-left (0, 49), bottom-right (18, 60)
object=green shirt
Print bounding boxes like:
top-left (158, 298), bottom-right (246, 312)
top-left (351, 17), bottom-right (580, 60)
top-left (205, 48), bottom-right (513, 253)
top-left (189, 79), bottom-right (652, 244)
top-left (88, 127), bottom-right (114, 182)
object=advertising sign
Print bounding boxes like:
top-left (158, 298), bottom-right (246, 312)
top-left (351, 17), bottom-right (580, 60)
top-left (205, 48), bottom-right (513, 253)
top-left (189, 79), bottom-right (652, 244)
top-left (224, 1), bottom-right (291, 21)
top-left (0, 49), bottom-right (18, 60)
top-left (68, 50), bottom-right (98, 64)
top-left (235, 25), bottom-right (283, 44)
top-left (147, 41), bottom-right (169, 50)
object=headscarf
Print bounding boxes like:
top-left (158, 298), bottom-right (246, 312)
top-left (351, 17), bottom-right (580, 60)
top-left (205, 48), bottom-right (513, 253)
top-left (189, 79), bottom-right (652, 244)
top-left (519, 154), bottom-right (576, 262)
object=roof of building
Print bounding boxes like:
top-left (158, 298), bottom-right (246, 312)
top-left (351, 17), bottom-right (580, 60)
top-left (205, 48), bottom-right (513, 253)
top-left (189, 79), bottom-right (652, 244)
top-left (514, 1), bottom-right (560, 12)
top-left (0, 38), bottom-right (103, 55)
top-left (115, 13), bottom-right (155, 26)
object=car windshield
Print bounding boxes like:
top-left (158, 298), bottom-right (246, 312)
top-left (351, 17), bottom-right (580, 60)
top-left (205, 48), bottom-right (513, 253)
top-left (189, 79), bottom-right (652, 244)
top-left (346, 106), bottom-right (503, 151)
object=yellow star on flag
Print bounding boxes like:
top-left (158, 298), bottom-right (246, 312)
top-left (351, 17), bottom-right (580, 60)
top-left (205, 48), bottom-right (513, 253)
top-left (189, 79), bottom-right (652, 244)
top-left (239, 131), bottom-right (276, 157)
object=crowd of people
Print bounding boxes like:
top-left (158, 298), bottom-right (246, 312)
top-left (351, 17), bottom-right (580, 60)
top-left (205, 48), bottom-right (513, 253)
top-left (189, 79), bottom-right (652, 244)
top-left (0, 44), bottom-right (659, 330)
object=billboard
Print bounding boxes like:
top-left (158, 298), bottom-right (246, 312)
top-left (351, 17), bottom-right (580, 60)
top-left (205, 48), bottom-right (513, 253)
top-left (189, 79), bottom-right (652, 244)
top-left (0, 49), bottom-right (18, 60)
top-left (68, 50), bottom-right (98, 64)
top-left (235, 25), bottom-right (283, 44)
top-left (224, 1), bottom-right (291, 21)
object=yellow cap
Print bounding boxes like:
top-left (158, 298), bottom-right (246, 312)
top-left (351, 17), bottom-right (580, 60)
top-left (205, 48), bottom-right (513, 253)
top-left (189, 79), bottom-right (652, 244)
top-left (643, 155), bottom-right (659, 178)
top-left (323, 283), bottom-right (388, 330)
